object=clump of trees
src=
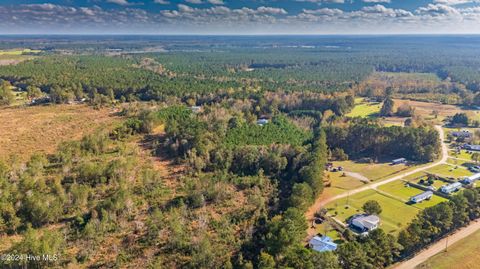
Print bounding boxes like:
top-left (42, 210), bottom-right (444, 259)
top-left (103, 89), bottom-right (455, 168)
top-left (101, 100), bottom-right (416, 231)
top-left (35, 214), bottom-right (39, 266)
top-left (325, 118), bottom-right (441, 162)
top-left (0, 79), bottom-right (14, 105)
top-left (398, 188), bottom-right (480, 255)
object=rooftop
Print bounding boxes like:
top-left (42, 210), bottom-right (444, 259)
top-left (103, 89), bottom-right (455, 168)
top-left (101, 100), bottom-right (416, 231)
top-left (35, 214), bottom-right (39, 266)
top-left (309, 236), bottom-right (337, 252)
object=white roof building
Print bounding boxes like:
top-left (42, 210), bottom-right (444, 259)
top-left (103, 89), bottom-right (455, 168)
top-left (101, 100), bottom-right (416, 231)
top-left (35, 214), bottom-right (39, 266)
top-left (351, 215), bottom-right (380, 232)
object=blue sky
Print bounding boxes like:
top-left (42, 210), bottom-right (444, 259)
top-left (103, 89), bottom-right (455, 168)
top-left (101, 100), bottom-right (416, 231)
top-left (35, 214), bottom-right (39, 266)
top-left (1, 0), bottom-right (480, 34)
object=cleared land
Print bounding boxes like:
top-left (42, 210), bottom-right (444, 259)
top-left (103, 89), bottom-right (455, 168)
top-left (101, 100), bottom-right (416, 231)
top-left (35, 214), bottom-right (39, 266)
top-left (346, 98), bottom-right (381, 118)
top-left (378, 180), bottom-right (447, 209)
top-left (415, 224), bottom-right (480, 269)
top-left (0, 104), bottom-right (120, 160)
top-left (325, 189), bottom-right (420, 234)
top-left (333, 160), bottom-right (414, 181)
top-left (426, 164), bottom-right (473, 178)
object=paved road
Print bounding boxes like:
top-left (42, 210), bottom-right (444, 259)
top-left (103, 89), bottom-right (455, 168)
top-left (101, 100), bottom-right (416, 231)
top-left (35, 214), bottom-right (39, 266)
top-left (305, 125), bottom-right (448, 238)
top-left (392, 220), bottom-right (480, 269)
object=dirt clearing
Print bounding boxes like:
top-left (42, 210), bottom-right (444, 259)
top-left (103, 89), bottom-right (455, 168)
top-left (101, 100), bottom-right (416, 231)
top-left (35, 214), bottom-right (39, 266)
top-left (0, 104), bottom-right (121, 160)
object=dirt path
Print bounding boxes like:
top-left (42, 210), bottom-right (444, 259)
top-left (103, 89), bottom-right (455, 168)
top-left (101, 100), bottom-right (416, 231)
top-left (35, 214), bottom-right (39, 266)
top-left (305, 126), bottom-right (448, 239)
top-left (345, 171), bottom-right (371, 183)
top-left (391, 220), bottom-right (480, 269)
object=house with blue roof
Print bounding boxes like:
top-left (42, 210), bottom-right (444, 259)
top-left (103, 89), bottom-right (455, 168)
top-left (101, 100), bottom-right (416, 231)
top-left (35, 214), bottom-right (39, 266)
top-left (308, 235), bottom-right (338, 252)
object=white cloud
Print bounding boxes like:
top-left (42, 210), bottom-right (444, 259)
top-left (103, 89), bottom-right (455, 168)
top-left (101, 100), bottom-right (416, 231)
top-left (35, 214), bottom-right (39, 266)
top-left (154, 0), bottom-right (170, 4)
top-left (295, 0), bottom-right (345, 3)
top-left (106, 0), bottom-right (135, 6)
top-left (433, 0), bottom-right (480, 5)
top-left (208, 0), bottom-right (224, 4)
top-left (363, 0), bottom-right (391, 3)
top-left (302, 8), bottom-right (343, 16)
top-left (185, 0), bottom-right (203, 4)
top-left (416, 4), bottom-right (460, 16)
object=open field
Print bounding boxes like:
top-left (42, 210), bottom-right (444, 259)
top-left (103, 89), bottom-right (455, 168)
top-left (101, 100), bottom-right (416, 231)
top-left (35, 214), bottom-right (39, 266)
top-left (415, 226), bottom-right (480, 269)
top-left (325, 189), bottom-right (420, 234)
top-left (378, 180), bottom-right (447, 209)
top-left (346, 98), bottom-right (381, 118)
top-left (0, 104), bottom-right (121, 160)
top-left (333, 160), bottom-right (416, 182)
top-left (0, 49), bottom-right (41, 55)
top-left (0, 49), bottom-right (41, 65)
top-left (426, 164), bottom-right (473, 178)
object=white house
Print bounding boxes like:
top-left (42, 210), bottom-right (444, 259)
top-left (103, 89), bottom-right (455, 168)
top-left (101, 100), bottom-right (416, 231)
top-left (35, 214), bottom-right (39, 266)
top-left (256, 118), bottom-right (269, 126)
top-left (351, 215), bottom-right (380, 232)
top-left (410, 191), bottom-right (433, 203)
top-left (440, 182), bottom-right (462, 194)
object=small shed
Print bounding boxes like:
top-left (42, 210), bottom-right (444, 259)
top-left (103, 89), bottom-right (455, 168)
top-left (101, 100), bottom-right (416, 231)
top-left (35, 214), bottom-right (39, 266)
top-left (392, 158), bottom-right (406, 165)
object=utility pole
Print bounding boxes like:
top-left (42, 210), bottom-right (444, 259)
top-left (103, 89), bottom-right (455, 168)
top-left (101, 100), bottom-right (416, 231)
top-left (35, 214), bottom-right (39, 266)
top-left (445, 236), bottom-right (449, 252)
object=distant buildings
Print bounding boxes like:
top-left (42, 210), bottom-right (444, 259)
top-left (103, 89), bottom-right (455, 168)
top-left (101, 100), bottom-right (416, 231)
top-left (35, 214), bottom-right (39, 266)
top-left (256, 118), bottom-right (269, 126)
top-left (391, 158), bottom-right (407, 165)
top-left (451, 130), bottom-right (472, 138)
top-left (308, 235), bottom-right (338, 252)
top-left (440, 182), bottom-right (462, 194)
top-left (410, 191), bottom-right (433, 203)
top-left (189, 106), bottom-right (202, 113)
top-left (461, 172), bottom-right (480, 185)
top-left (464, 144), bottom-right (480, 151)
top-left (350, 215), bottom-right (380, 232)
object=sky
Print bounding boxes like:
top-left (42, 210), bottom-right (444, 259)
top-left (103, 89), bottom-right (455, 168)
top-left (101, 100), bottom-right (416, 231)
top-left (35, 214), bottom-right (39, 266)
top-left (1, 0), bottom-right (480, 34)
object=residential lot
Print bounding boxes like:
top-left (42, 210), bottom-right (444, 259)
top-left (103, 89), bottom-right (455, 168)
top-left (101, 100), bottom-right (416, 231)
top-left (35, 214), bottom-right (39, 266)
top-left (325, 189), bottom-right (420, 235)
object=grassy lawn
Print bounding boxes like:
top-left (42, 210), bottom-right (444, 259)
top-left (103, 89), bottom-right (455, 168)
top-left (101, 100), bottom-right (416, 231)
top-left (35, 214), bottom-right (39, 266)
top-left (333, 160), bottom-right (415, 182)
top-left (325, 189), bottom-right (420, 235)
top-left (327, 171), bottom-right (366, 190)
top-left (378, 180), bottom-right (448, 209)
top-left (314, 222), bottom-right (344, 244)
top-left (426, 164), bottom-right (473, 178)
top-left (416, 228), bottom-right (480, 269)
top-left (450, 150), bottom-right (476, 161)
top-left (347, 98), bottom-right (381, 118)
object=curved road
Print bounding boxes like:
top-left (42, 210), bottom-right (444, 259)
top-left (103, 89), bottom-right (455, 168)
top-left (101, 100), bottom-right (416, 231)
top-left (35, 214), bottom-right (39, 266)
top-left (306, 125), bottom-right (448, 238)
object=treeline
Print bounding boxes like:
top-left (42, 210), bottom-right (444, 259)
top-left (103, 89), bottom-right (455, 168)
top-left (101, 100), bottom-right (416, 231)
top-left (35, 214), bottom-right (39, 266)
top-left (325, 119), bottom-right (441, 162)
top-left (398, 188), bottom-right (480, 256)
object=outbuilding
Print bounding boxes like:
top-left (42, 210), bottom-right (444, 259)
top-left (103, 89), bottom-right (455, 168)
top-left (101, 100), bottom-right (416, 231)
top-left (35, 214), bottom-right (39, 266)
top-left (410, 191), bottom-right (433, 203)
top-left (391, 158), bottom-right (407, 165)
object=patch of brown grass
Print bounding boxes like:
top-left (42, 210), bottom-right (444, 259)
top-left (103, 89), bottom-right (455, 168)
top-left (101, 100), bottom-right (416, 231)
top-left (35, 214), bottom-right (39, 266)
top-left (0, 104), bottom-right (121, 161)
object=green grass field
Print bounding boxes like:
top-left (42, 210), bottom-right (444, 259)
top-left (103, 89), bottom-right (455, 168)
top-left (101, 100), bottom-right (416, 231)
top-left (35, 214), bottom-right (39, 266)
top-left (416, 228), bottom-right (480, 269)
top-left (334, 160), bottom-right (415, 181)
top-left (347, 98), bottom-right (381, 118)
top-left (0, 49), bottom-right (41, 55)
top-left (326, 189), bottom-right (420, 234)
top-left (426, 164), bottom-right (473, 179)
top-left (378, 180), bottom-right (447, 209)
